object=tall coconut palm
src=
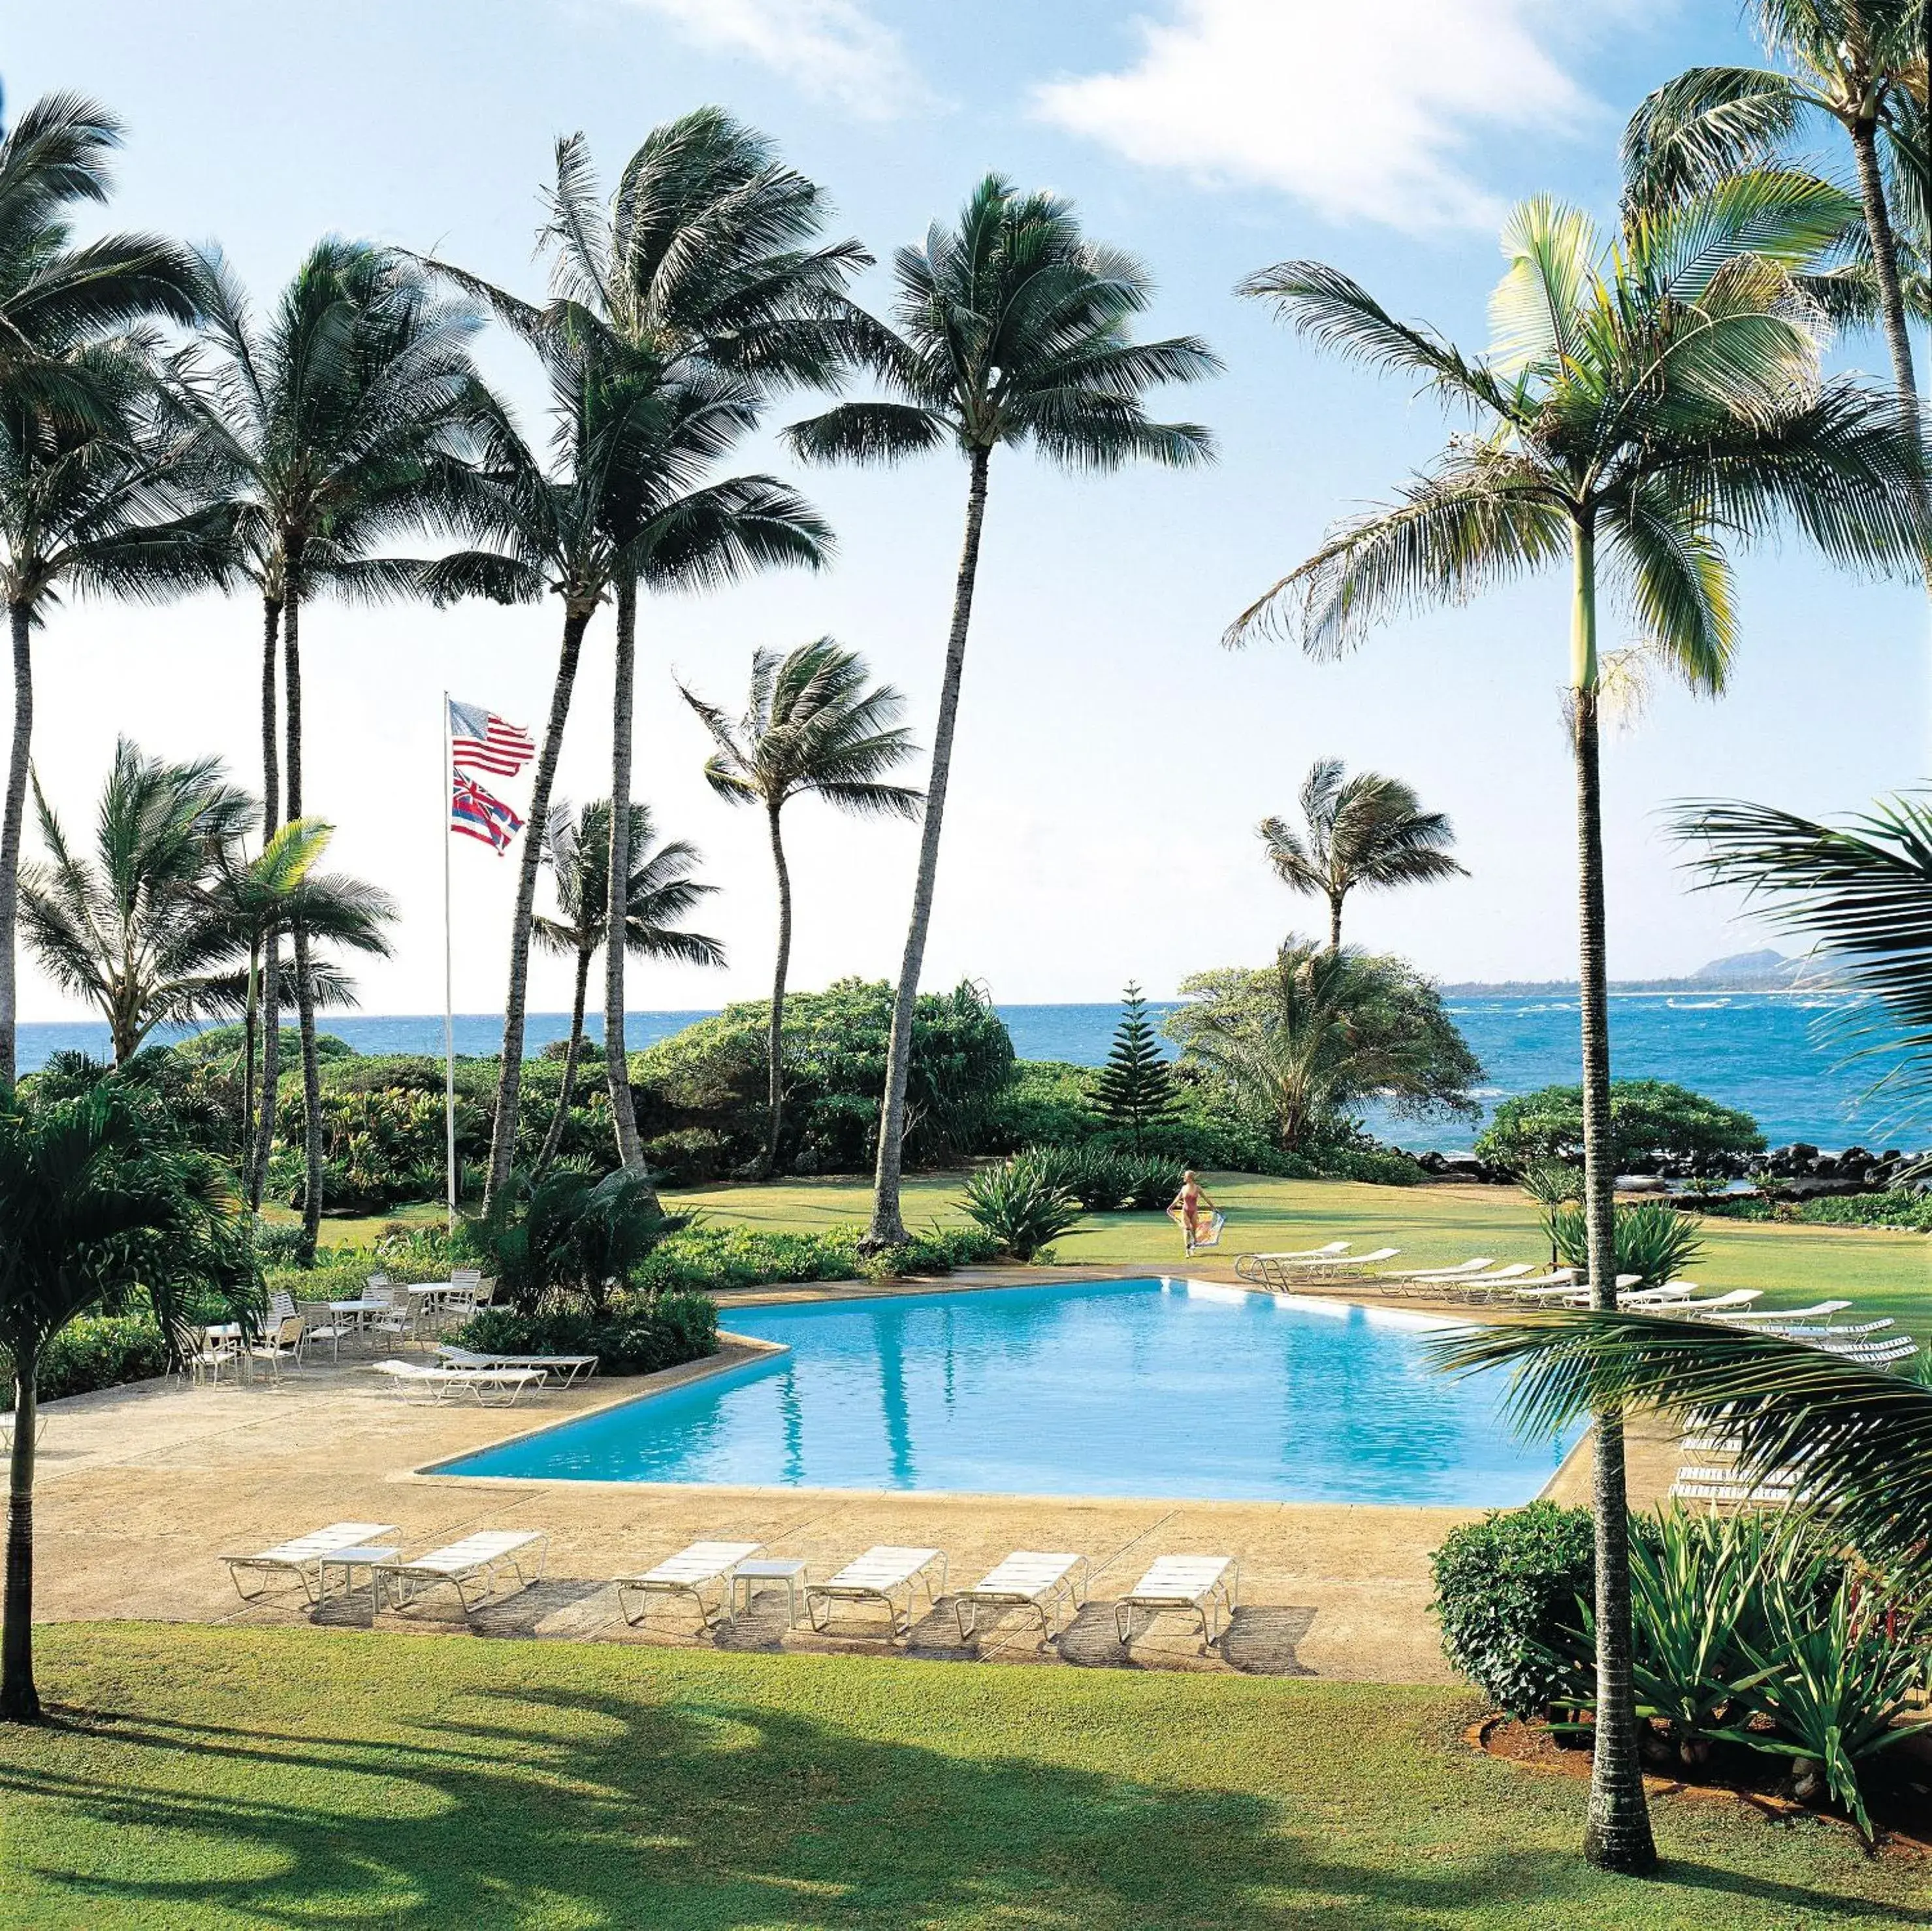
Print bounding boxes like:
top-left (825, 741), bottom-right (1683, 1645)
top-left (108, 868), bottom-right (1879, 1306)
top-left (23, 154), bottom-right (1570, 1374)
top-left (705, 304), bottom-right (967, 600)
top-left (1223, 172), bottom-right (1931, 1875)
top-left (679, 640), bottom-right (922, 1171)
top-left (2, 1084), bottom-right (248, 1721)
top-left (1624, 0), bottom-right (1927, 410)
top-left (530, 799), bottom-right (723, 1173)
top-left (178, 240), bottom-right (486, 1256)
top-left (1258, 760), bottom-right (1464, 949)
top-left (0, 95), bottom-right (212, 1092)
top-left (426, 110), bottom-right (856, 1195)
top-left (785, 174), bottom-right (1220, 1246)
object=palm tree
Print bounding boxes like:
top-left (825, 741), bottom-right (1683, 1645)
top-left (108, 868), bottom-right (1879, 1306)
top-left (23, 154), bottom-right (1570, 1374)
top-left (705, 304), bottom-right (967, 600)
top-left (176, 240), bottom-right (486, 1257)
top-left (785, 174), bottom-right (1220, 1247)
top-left (1223, 173), bottom-right (1931, 1875)
top-left (1258, 760), bottom-right (1464, 949)
top-left (0, 96), bottom-right (213, 1093)
top-left (679, 640), bottom-right (922, 1171)
top-left (211, 816), bottom-right (395, 1205)
top-left (1624, 0), bottom-right (1927, 410)
top-left (530, 800), bottom-right (723, 1172)
top-left (426, 110), bottom-right (856, 1195)
top-left (2, 1084), bottom-right (247, 1721)
top-left (18, 739), bottom-right (253, 1063)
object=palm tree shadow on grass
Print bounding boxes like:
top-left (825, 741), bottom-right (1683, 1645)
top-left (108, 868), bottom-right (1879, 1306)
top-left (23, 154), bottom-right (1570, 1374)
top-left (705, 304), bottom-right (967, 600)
top-left (3, 1688), bottom-right (1924, 1927)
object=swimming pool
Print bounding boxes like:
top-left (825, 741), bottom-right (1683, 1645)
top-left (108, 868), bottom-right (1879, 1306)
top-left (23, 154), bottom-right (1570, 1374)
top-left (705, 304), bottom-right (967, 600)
top-left (440, 1278), bottom-right (1576, 1505)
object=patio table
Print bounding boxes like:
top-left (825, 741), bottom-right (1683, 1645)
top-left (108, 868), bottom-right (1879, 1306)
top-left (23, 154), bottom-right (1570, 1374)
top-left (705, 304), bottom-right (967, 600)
top-left (328, 1299), bottom-right (391, 1342)
top-left (730, 1557), bottom-right (809, 1627)
top-left (317, 1544), bottom-right (400, 1602)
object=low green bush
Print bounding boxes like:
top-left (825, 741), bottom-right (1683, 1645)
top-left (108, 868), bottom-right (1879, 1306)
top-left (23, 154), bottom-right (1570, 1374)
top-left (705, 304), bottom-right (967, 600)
top-left (1705, 1188), bottom-right (1932, 1233)
top-left (6, 1314), bottom-right (170, 1409)
top-left (1430, 1502), bottom-right (1596, 1719)
top-left (451, 1291), bottom-right (718, 1378)
top-left (960, 1154), bottom-right (1084, 1261)
top-left (637, 1225), bottom-right (861, 1294)
top-left (852, 1223), bottom-right (1001, 1279)
top-left (1475, 1079), bottom-right (1764, 1173)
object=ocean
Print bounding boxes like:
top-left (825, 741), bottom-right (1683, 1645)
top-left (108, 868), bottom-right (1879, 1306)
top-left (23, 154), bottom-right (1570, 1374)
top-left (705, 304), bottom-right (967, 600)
top-left (16, 990), bottom-right (1906, 1155)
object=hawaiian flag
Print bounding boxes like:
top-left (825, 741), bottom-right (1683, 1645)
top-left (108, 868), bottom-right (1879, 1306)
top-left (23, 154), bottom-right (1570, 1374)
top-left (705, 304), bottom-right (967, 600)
top-left (448, 698), bottom-right (536, 777)
top-left (451, 771), bottom-right (524, 854)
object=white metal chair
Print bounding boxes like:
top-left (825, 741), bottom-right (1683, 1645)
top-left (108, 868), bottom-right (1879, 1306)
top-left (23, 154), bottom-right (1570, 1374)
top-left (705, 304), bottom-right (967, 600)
top-left (952, 1551), bottom-right (1087, 1642)
top-left (375, 1530), bottom-right (549, 1615)
top-left (297, 1301), bottom-right (348, 1363)
top-left (1114, 1555), bottom-right (1240, 1651)
top-left (224, 1521), bottom-right (400, 1602)
top-left (806, 1547), bottom-right (948, 1638)
top-left (616, 1541), bottom-right (764, 1630)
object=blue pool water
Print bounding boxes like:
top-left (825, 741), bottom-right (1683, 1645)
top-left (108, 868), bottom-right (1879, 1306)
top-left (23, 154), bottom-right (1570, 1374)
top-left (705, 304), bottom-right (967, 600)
top-left (442, 1278), bottom-right (1577, 1505)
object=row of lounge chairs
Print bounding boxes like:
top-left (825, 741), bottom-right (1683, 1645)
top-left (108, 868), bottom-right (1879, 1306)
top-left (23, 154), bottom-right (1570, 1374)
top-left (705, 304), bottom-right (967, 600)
top-left (224, 1524), bottom-right (1240, 1650)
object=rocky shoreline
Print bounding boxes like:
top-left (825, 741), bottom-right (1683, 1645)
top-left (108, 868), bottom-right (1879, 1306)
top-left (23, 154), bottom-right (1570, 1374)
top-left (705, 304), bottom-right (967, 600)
top-left (1402, 1141), bottom-right (1925, 1198)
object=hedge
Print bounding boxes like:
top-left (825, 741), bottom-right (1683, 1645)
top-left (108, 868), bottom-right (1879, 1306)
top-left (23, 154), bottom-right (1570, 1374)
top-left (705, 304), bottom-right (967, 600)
top-left (5, 1314), bottom-right (170, 1410)
top-left (451, 1291), bottom-right (718, 1378)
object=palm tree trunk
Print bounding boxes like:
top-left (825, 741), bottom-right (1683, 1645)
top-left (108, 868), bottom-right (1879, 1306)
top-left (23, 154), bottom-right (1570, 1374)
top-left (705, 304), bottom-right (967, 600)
top-left (1, 1355), bottom-right (39, 1722)
top-left (0, 602), bottom-right (33, 1096)
top-left (1849, 116), bottom-right (1918, 410)
top-left (283, 584), bottom-right (324, 1259)
top-left (1328, 893), bottom-right (1344, 951)
top-left (1570, 522), bottom-right (1656, 1877)
top-left (866, 447), bottom-right (991, 1249)
top-left (487, 606), bottom-right (592, 1205)
top-left (764, 800), bottom-right (794, 1176)
top-left (603, 576), bottom-right (655, 1201)
top-left (261, 596), bottom-right (282, 835)
top-left (250, 932), bottom-right (281, 1210)
top-left (241, 941), bottom-right (260, 1169)
top-left (536, 944), bottom-right (592, 1175)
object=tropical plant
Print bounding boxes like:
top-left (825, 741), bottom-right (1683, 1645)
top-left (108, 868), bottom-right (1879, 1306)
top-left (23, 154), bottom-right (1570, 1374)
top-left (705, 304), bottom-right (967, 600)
top-left (681, 639), bottom-right (921, 1173)
top-left (457, 1164), bottom-right (679, 1317)
top-left (0, 1084), bottom-right (251, 1721)
top-left (178, 238), bottom-right (487, 1256)
top-left (1430, 1502), bottom-right (1597, 1720)
top-left (18, 739), bottom-right (252, 1062)
top-left (959, 1152), bottom-right (1083, 1261)
top-left (461, 112), bottom-right (860, 1187)
top-left (1479, 1080), bottom-right (1769, 1175)
top-left (1541, 1201), bottom-right (1706, 1291)
top-left (1258, 760), bottom-right (1465, 950)
top-left (785, 174), bottom-right (1218, 1248)
top-left (453, 1291), bottom-right (718, 1378)
top-left (1168, 943), bottom-right (1480, 1153)
top-left (1091, 981), bottom-right (1180, 1150)
top-left (0, 97), bottom-right (222, 1092)
top-left (1227, 172), bottom-right (1931, 1873)
top-left (1623, 0), bottom-right (1929, 418)
top-left (531, 800), bottom-right (724, 1174)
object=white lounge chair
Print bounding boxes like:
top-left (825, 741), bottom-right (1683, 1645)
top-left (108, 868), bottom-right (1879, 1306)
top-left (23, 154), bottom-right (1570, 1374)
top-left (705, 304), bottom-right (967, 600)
top-left (1771, 1316), bottom-right (1894, 1340)
top-left (1114, 1555), bottom-right (1240, 1650)
top-left (374, 1529), bottom-right (549, 1615)
top-left (368, 1359), bottom-right (546, 1406)
top-left (1234, 1245), bottom-right (1350, 1289)
top-left (224, 1521), bottom-right (399, 1603)
top-left (1726, 1300), bottom-right (1852, 1327)
top-left (436, 1344), bottom-right (599, 1386)
top-left (1511, 1273), bottom-right (1639, 1303)
top-left (1298, 1246), bottom-right (1400, 1269)
top-left (1819, 1335), bottom-right (1919, 1364)
top-left (1671, 1290), bottom-right (1764, 1318)
top-left (1382, 1258), bottom-right (1495, 1282)
top-left (617, 1540), bottom-right (763, 1630)
top-left (1610, 1280), bottom-right (1699, 1308)
top-left (1670, 1470), bottom-right (1800, 1508)
top-left (952, 1551), bottom-right (1087, 1642)
top-left (805, 1546), bottom-right (948, 1638)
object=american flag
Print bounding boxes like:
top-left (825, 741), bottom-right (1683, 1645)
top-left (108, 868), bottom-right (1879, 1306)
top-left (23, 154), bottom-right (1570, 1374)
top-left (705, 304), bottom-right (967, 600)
top-left (451, 771), bottom-right (524, 854)
top-left (448, 698), bottom-right (536, 776)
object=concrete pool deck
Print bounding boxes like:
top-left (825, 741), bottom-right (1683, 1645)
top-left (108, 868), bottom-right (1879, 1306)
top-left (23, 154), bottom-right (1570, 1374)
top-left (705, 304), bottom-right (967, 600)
top-left (17, 1268), bottom-right (1676, 1682)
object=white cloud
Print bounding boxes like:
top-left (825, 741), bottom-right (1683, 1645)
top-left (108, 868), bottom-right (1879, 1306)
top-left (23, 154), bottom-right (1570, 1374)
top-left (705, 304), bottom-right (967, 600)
top-left (622, 0), bottom-right (929, 120)
top-left (1034, 0), bottom-right (1609, 231)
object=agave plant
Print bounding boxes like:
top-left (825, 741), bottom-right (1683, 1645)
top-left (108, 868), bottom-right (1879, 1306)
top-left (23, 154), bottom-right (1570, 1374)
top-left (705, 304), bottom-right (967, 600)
top-left (1542, 1200), bottom-right (1705, 1291)
top-left (959, 1154), bottom-right (1083, 1262)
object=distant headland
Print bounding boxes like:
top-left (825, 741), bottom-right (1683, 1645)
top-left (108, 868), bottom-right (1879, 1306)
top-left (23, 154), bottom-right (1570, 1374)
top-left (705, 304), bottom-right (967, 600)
top-left (1440, 950), bottom-right (1847, 998)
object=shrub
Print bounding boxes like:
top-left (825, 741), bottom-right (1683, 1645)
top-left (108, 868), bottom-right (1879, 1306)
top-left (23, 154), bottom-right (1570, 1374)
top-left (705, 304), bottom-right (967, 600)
top-left (986, 1060), bottom-right (1099, 1152)
top-left (642, 1128), bottom-right (735, 1187)
top-left (1430, 1502), bottom-right (1596, 1718)
top-left (451, 1290), bottom-right (718, 1378)
top-left (1542, 1199), bottom-right (1705, 1291)
top-left (459, 1167), bottom-right (675, 1315)
top-left (637, 1225), bottom-right (861, 1294)
top-left (1475, 1079), bottom-right (1764, 1173)
top-left (8, 1314), bottom-right (169, 1408)
top-left (857, 1224), bottom-right (1001, 1278)
top-left (959, 1154), bottom-right (1084, 1261)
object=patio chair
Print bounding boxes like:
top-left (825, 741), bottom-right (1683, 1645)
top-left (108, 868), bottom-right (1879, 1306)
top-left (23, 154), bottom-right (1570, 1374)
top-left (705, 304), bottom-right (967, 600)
top-left (1300, 1246), bottom-right (1400, 1271)
top-left (1381, 1258), bottom-right (1496, 1282)
top-left (1511, 1274), bottom-right (1639, 1303)
top-left (437, 1344), bottom-right (600, 1386)
top-left (1114, 1555), bottom-right (1240, 1651)
top-left (297, 1301), bottom-right (349, 1364)
top-left (374, 1529), bottom-right (549, 1616)
top-left (368, 1359), bottom-right (546, 1406)
top-left (952, 1551), bottom-right (1088, 1643)
top-left (1609, 1280), bottom-right (1699, 1308)
top-left (250, 1312), bottom-right (309, 1383)
top-left (186, 1327), bottom-right (242, 1387)
top-left (805, 1546), bottom-right (948, 1638)
top-left (1669, 1290), bottom-right (1765, 1318)
top-left (616, 1540), bottom-right (764, 1630)
top-left (363, 1276), bottom-right (414, 1346)
top-left (1725, 1300), bottom-right (1852, 1327)
top-left (1234, 1242), bottom-right (1349, 1285)
top-left (224, 1520), bottom-right (400, 1602)
top-left (1818, 1335), bottom-right (1919, 1365)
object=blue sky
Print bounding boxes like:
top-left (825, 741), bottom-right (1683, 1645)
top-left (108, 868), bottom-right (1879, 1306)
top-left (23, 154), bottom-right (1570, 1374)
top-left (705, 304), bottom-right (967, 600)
top-left (5, 1), bottom-right (1927, 1019)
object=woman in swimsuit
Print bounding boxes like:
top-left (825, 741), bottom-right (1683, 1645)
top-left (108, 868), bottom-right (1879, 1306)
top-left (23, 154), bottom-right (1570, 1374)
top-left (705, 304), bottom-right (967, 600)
top-left (1172, 1170), bottom-right (1214, 1255)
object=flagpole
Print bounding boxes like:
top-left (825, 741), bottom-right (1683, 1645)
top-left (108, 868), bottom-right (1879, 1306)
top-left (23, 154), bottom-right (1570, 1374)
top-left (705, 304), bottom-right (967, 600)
top-left (442, 690), bottom-right (457, 1235)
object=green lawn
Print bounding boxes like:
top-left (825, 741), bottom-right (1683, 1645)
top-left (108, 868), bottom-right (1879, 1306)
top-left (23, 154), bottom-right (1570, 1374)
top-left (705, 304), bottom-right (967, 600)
top-left (0, 1625), bottom-right (1921, 1930)
top-left (668, 1172), bottom-right (1932, 1339)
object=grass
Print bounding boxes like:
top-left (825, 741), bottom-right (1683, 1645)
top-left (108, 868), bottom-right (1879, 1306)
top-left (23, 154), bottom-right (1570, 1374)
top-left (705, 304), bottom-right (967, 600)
top-left (666, 1172), bottom-right (1932, 1339)
top-left (0, 1625), bottom-right (1923, 1930)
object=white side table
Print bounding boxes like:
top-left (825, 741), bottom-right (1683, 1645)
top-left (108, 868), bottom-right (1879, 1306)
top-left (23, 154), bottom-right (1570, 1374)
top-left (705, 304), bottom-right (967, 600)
top-left (319, 1545), bottom-right (400, 1604)
top-left (730, 1557), bottom-right (809, 1627)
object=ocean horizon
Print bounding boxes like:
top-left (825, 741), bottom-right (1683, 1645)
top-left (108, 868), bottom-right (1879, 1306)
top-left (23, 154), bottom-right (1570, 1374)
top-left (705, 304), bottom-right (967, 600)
top-left (18, 988), bottom-right (1910, 1154)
